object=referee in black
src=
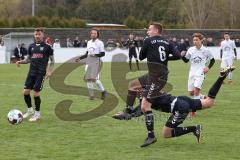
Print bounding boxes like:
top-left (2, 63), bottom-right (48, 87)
top-left (125, 33), bottom-right (140, 70)
top-left (16, 28), bottom-right (54, 122)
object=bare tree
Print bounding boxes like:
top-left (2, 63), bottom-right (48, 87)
top-left (181, 0), bottom-right (216, 29)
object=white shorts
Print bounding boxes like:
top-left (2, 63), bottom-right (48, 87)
top-left (188, 74), bottom-right (205, 91)
top-left (84, 62), bottom-right (101, 80)
top-left (221, 59), bottom-right (233, 68)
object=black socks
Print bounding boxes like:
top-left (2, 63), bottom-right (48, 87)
top-left (171, 126), bottom-right (196, 137)
top-left (208, 76), bottom-right (225, 99)
top-left (145, 111), bottom-right (155, 138)
top-left (34, 96), bottom-right (41, 111)
top-left (24, 94), bottom-right (32, 108)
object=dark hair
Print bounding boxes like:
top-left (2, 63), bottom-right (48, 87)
top-left (34, 28), bottom-right (44, 32)
top-left (192, 33), bottom-right (204, 40)
top-left (149, 22), bottom-right (163, 34)
top-left (90, 28), bottom-right (100, 38)
top-left (224, 32), bottom-right (229, 35)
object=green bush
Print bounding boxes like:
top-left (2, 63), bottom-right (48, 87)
top-left (124, 16), bottom-right (148, 29)
top-left (1, 16), bottom-right (86, 28)
top-left (0, 18), bottom-right (9, 27)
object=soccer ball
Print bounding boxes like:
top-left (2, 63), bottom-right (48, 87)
top-left (7, 109), bottom-right (23, 125)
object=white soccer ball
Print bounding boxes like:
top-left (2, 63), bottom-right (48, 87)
top-left (7, 109), bottom-right (23, 125)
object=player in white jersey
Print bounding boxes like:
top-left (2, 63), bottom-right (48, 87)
top-left (75, 28), bottom-right (106, 100)
top-left (220, 32), bottom-right (237, 83)
top-left (182, 33), bottom-right (215, 99)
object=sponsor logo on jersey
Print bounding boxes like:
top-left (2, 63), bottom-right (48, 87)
top-left (193, 56), bottom-right (202, 63)
top-left (32, 53), bottom-right (43, 58)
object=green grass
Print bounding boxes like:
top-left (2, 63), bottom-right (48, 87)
top-left (0, 60), bottom-right (240, 160)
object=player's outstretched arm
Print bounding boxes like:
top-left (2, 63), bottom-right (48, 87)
top-left (16, 55), bottom-right (31, 67)
top-left (75, 51), bottom-right (88, 62)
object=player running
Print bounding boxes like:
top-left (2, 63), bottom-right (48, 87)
top-left (182, 33), bottom-right (215, 99)
top-left (16, 28), bottom-right (54, 122)
top-left (220, 32), bottom-right (237, 84)
top-left (113, 66), bottom-right (236, 147)
top-left (181, 33), bottom-right (215, 117)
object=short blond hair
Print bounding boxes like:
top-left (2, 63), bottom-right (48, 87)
top-left (149, 22), bottom-right (163, 34)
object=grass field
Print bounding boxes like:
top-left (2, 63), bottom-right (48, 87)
top-left (0, 60), bottom-right (240, 160)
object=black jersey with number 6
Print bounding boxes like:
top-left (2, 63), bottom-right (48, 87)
top-left (28, 42), bottom-right (53, 76)
top-left (139, 36), bottom-right (180, 76)
top-left (139, 36), bottom-right (180, 64)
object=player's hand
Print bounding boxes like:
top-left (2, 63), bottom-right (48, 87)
top-left (16, 61), bottom-right (21, 67)
top-left (234, 56), bottom-right (237, 60)
top-left (45, 72), bottom-right (52, 80)
top-left (203, 67), bottom-right (209, 74)
top-left (180, 51), bottom-right (187, 57)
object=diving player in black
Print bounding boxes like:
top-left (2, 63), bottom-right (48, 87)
top-left (125, 34), bottom-right (140, 70)
top-left (16, 28), bottom-right (54, 122)
top-left (114, 66), bottom-right (236, 147)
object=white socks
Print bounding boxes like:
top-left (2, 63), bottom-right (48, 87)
top-left (87, 82), bottom-right (94, 97)
top-left (96, 79), bottom-right (105, 92)
top-left (228, 72), bottom-right (232, 80)
top-left (35, 111), bottom-right (40, 116)
top-left (28, 107), bottom-right (34, 112)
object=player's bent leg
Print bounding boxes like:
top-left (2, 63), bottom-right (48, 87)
top-left (113, 79), bottom-right (142, 119)
top-left (141, 98), bottom-right (152, 113)
top-left (127, 79), bottom-right (142, 110)
top-left (164, 99), bottom-right (202, 143)
top-left (128, 78), bottom-right (142, 91)
top-left (162, 126), bottom-right (173, 138)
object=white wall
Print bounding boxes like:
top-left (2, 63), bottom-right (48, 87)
top-left (53, 47), bottom-right (240, 63)
top-left (1, 47), bottom-right (240, 64)
top-left (0, 47), bottom-right (6, 64)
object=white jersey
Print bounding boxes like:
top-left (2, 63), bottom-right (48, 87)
top-left (220, 40), bottom-right (236, 60)
top-left (86, 39), bottom-right (105, 65)
top-left (185, 45), bottom-right (214, 76)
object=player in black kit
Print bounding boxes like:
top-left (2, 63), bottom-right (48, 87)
top-left (125, 34), bottom-right (140, 70)
top-left (113, 22), bottom-right (186, 144)
top-left (16, 28), bottom-right (54, 122)
top-left (114, 23), bottom-right (185, 116)
top-left (113, 66), bottom-right (235, 147)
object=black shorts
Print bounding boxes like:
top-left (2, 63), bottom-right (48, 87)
top-left (24, 74), bottom-right (45, 92)
top-left (142, 75), bottom-right (168, 100)
top-left (129, 52), bottom-right (137, 60)
top-left (165, 96), bottom-right (202, 128)
top-left (138, 74), bottom-right (149, 88)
